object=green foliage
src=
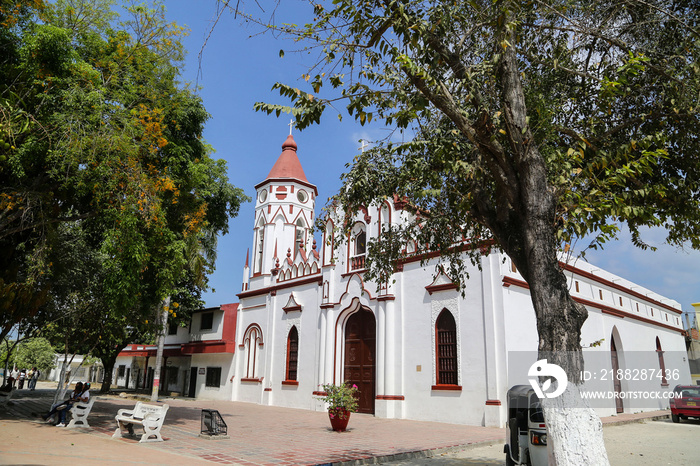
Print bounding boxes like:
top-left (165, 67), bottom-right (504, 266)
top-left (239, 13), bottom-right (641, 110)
top-left (254, 0), bottom-right (700, 287)
top-left (315, 382), bottom-right (359, 413)
top-left (1, 0), bottom-right (249, 350)
top-left (13, 337), bottom-right (55, 373)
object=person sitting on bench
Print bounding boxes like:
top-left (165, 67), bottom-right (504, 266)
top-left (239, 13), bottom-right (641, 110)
top-left (42, 382), bottom-right (90, 426)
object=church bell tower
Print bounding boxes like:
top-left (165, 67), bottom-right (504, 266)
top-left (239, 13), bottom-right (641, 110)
top-left (247, 133), bottom-right (318, 288)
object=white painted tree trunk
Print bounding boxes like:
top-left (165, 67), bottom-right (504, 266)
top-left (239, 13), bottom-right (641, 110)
top-left (544, 384), bottom-right (610, 465)
top-left (52, 353), bottom-right (77, 406)
top-left (150, 297), bottom-right (170, 402)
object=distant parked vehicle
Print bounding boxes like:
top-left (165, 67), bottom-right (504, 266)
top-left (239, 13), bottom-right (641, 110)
top-left (670, 385), bottom-right (700, 423)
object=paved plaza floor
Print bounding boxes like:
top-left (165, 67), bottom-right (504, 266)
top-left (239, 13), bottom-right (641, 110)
top-left (0, 384), bottom-right (669, 465)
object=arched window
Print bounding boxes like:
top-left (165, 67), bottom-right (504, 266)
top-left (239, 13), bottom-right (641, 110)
top-left (323, 220), bottom-right (334, 266)
top-left (355, 230), bottom-right (366, 255)
top-left (379, 202), bottom-right (391, 234)
top-left (286, 326), bottom-right (299, 382)
top-left (656, 337), bottom-right (668, 385)
top-left (295, 218), bottom-right (306, 258)
top-left (243, 324), bottom-right (263, 379)
top-left (435, 309), bottom-right (458, 386)
top-left (254, 218), bottom-right (265, 274)
top-left (350, 228), bottom-right (367, 271)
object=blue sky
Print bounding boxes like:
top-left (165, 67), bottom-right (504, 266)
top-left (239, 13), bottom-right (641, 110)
top-left (162, 1), bottom-right (700, 323)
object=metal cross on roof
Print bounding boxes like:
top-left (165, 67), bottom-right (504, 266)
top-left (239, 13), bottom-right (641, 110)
top-left (359, 139), bottom-right (369, 153)
top-left (288, 119), bottom-right (295, 136)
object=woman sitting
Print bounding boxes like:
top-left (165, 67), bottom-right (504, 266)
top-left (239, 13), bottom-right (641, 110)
top-left (42, 382), bottom-right (90, 426)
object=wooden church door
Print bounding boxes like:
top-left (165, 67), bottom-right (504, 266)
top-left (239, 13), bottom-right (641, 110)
top-left (344, 308), bottom-right (376, 414)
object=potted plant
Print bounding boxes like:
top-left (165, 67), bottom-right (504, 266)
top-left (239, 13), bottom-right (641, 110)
top-left (315, 382), bottom-right (359, 432)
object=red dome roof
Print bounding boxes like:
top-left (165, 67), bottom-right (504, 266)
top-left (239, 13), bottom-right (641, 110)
top-left (265, 135), bottom-right (308, 183)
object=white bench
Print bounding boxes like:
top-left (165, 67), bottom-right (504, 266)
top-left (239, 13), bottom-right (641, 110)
top-left (112, 401), bottom-right (169, 443)
top-left (66, 397), bottom-right (96, 428)
top-left (0, 389), bottom-right (15, 408)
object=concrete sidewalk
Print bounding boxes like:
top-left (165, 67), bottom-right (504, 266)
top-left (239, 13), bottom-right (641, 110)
top-left (1, 387), bottom-right (504, 465)
top-left (0, 386), bottom-right (669, 465)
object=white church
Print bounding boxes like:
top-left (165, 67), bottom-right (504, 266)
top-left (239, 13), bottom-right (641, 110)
top-left (116, 134), bottom-right (690, 427)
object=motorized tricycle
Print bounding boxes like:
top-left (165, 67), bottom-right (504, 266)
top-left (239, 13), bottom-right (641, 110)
top-left (504, 385), bottom-right (548, 466)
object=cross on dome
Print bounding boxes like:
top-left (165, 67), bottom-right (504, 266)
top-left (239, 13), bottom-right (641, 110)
top-left (288, 119), bottom-right (295, 136)
top-left (255, 133), bottom-right (318, 196)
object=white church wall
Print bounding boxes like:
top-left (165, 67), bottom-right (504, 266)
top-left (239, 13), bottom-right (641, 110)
top-left (235, 303), bottom-right (268, 404)
top-left (230, 135), bottom-right (690, 428)
top-left (501, 285), bottom-right (540, 354)
top-left (266, 283), bottom-right (320, 410)
top-left (479, 254), bottom-right (510, 426)
top-left (395, 258), bottom-right (491, 426)
top-left (500, 254), bottom-right (688, 419)
top-left (397, 261), bottom-right (434, 413)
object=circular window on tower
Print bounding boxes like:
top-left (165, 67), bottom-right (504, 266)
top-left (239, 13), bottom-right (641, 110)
top-left (258, 189), bottom-right (268, 203)
top-left (297, 189), bottom-right (308, 203)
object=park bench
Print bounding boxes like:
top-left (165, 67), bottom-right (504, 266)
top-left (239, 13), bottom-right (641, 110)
top-left (66, 397), bottom-right (96, 428)
top-left (112, 401), bottom-right (169, 443)
top-left (0, 389), bottom-right (15, 408)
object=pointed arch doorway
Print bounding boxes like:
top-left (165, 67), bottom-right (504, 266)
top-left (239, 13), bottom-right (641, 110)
top-left (611, 334), bottom-right (624, 413)
top-left (343, 307), bottom-right (376, 414)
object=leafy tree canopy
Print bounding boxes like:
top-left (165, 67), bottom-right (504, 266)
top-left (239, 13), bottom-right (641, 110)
top-left (12, 337), bottom-right (55, 374)
top-left (252, 0), bottom-right (700, 319)
top-left (1, 0), bottom-right (249, 344)
top-left (247, 1), bottom-right (700, 462)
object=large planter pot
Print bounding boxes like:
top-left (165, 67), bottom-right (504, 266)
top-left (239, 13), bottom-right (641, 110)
top-left (328, 408), bottom-right (351, 432)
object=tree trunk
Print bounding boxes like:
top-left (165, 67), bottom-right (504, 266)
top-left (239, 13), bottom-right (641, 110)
top-left (150, 297), bottom-right (170, 402)
top-left (523, 245), bottom-right (609, 465)
top-left (2, 338), bottom-right (18, 386)
top-left (100, 353), bottom-right (117, 394)
top-left (494, 28), bottom-right (610, 466)
top-left (52, 354), bottom-right (76, 406)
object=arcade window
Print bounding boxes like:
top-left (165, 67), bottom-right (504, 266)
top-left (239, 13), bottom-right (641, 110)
top-left (435, 309), bottom-right (458, 385)
top-left (244, 325), bottom-right (263, 379)
top-left (286, 326), bottom-right (299, 381)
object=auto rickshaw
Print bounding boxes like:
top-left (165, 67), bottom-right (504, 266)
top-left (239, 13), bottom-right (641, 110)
top-left (504, 385), bottom-right (548, 466)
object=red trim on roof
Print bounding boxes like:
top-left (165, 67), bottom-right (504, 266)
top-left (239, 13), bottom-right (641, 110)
top-left (256, 177), bottom-right (319, 196)
top-left (118, 346), bottom-right (182, 358)
top-left (425, 283), bottom-right (458, 295)
top-left (502, 276), bottom-right (684, 334)
top-left (558, 262), bottom-right (682, 315)
top-left (181, 340), bottom-right (237, 354)
top-left (119, 350), bottom-right (151, 357)
top-left (237, 274), bottom-right (323, 299)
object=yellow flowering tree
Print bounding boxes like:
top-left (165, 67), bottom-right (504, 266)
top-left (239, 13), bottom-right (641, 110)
top-left (1, 0), bottom-right (248, 392)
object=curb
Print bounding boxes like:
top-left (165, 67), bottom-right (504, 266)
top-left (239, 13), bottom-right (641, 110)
top-left (602, 413), bottom-right (670, 427)
top-left (329, 439), bottom-right (503, 466)
top-left (330, 412), bottom-right (673, 466)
